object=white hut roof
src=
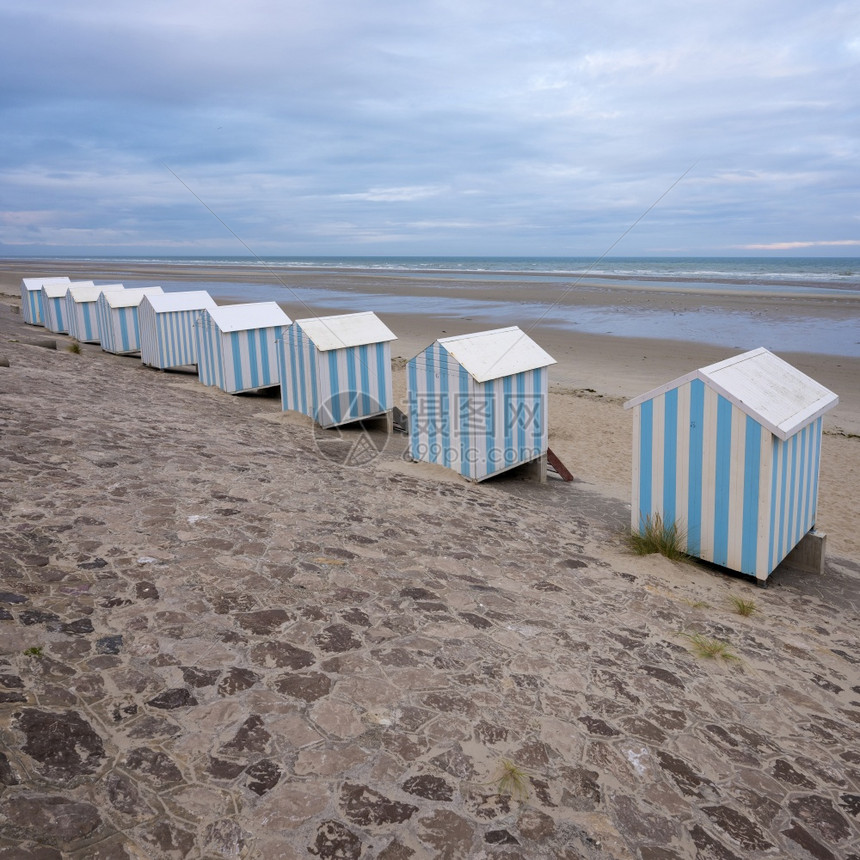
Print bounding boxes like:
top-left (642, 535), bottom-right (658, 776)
top-left (43, 280), bottom-right (93, 298)
top-left (68, 283), bottom-right (125, 303)
top-left (22, 276), bottom-right (70, 291)
top-left (206, 302), bottom-right (292, 333)
top-left (143, 290), bottom-right (217, 313)
top-left (295, 311), bottom-right (397, 352)
top-left (436, 326), bottom-right (556, 383)
top-left (102, 287), bottom-right (165, 308)
top-left (624, 347), bottom-right (838, 440)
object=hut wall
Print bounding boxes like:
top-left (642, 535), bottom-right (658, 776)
top-left (407, 343), bottom-right (548, 482)
top-left (630, 377), bottom-right (824, 579)
top-left (97, 298), bottom-right (140, 355)
top-left (279, 326), bottom-right (393, 426)
top-left (196, 317), bottom-right (284, 393)
top-left (139, 306), bottom-right (203, 369)
top-left (21, 286), bottom-right (44, 326)
top-left (65, 296), bottom-right (102, 343)
top-left (41, 293), bottom-right (69, 334)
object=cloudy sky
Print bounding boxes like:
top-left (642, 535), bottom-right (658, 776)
top-left (1, 0), bottom-right (858, 257)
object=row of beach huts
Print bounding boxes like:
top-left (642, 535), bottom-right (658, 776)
top-left (20, 276), bottom-right (838, 584)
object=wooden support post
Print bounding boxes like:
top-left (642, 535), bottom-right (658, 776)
top-left (546, 447), bottom-right (574, 482)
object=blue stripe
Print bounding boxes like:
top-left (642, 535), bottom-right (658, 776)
top-left (259, 329), bottom-right (272, 385)
top-left (408, 357), bottom-right (419, 461)
top-left (801, 425), bottom-right (813, 533)
top-left (777, 439), bottom-right (789, 560)
top-left (787, 434), bottom-right (798, 551)
top-left (533, 368), bottom-right (543, 455)
top-left (119, 308), bottom-right (131, 352)
top-left (663, 389), bottom-right (678, 525)
top-left (327, 350), bottom-right (341, 424)
top-left (244, 330), bottom-right (258, 389)
top-left (768, 437), bottom-right (779, 574)
top-left (713, 395), bottom-right (733, 566)
top-left (425, 346), bottom-right (438, 460)
top-left (503, 374), bottom-right (514, 467)
top-left (346, 346), bottom-right (358, 420)
top-left (687, 380), bottom-right (705, 555)
top-left (359, 344), bottom-right (371, 415)
top-left (377, 343), bottom-right (388, 410)
top-left (638, 399), bottom-right (653, 528)
top-left (741, 416), bottom-right (761, 574)
top-left (131, 308), bottom-right (141, 352)
top-left (516, 372), bottom-right (526, 458)
top-left (82, 304), bottom-right (93, 341)
top-left (810, 418), bottom-right (822, 525)
top-left (459, 365), bottom-right (471, 478)
top-left (231, 332), bottom-right (244, 391)
top-left (439, 348), bottom-right (451, 467)
top-left (484, 380), bottom-right (497, 476)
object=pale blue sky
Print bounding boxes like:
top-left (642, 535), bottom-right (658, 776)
top-left (1, 0), bottom-right (858, 257)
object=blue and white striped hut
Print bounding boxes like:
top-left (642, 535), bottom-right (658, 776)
top-left (195, 302), bottom-right (292, 394)
top-left (407, 326), bottom-right (556, 482)
top-left (278, 311), bottom-right (397, 428)
top-left (20, 277), bottom-right (70, 326)
top-left (65, 283), bottom-right (125, 343)
top-left (96, 287), bottom-right (165, 355)
top-left (41, 280), bottom-right (94, 334)
top-left (138, 290), bottom-right (217, 370)
top-left (624, 347), bottom-right (838, 582)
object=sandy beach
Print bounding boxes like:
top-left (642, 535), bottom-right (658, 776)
top-left (0, 260), bottom-right (859, 858)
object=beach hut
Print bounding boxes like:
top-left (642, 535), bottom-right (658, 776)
top-left (20, 277), bottom-right (70, 326)
top-left (624, 347), bottom-right (839, 582)
top-left (96, 287), bottom-right (165, 355)
top-left (65, 283), bottom-right (125, 343)
top-left (407, 326), bottom-right (556, 482)
top-left (278, 311), bottom-right (397, 427)
top-left (195, 302), bottom-right (292, 394)
top-left (41, 280), bottom-right (95, 334)
top-left (138, 290), bottom-right (217, 370)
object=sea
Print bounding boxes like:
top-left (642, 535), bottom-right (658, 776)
top-left (45, 254), bottom-right (860, 356)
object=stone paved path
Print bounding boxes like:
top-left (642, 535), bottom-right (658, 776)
top-left (1, 305), bottom-right (859, 859)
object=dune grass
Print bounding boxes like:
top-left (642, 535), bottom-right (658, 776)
top-left (491, 759), bottom-right (531, 801)
top-left (629, 513), bottom-right (688, 561)
top-left (729, 594), bottom-right (757, 617)
top-left (682, 632), bottom-right (739, 662)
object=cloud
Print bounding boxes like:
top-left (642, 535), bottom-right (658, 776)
top-left (0, 0), bottom-right (858, 255)
top-left (739, 240), bottom-right (860, 250)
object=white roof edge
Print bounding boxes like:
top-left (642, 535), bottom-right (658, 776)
top-left (42, 280), bottom-right (94, 297)
top-left (623, 368), bottom-right (700, 410)
top-left (435, 326), bottom-right (556, 383)
top-left (204, 302), bottom-right (292, 332)
top-left (22, 276), bottom-right (71, 290)
top-left (623, 347), bottom-right (839, 439)
top-left (295, 311), bottom-right (397, 351)
top-left (102, 287), bottom-right (165, 307)
top-left (68, 283), bottom-right (125, 302)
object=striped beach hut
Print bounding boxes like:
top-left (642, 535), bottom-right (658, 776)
top-left (407, 326), bottom-right (556, 482)
top-left (20, 277), bottom-right (70, 326)
top-left (97, 287), bottom-right (165, 355)
top-left (278, 311), bottom-right (397, 427)
top-left (196, 302), bottom-right (292, 394)
top-left (139, 290), bottom-right (217, 370)
top-left (41, 280), bottom-right (95, 334)
top-left (624, 347), bottom-right (838, 581)
top-left (65, 283), bottom-right (125, 343)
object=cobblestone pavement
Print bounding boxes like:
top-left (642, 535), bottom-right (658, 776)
top-left (1, 305), bottom-right (859, 859)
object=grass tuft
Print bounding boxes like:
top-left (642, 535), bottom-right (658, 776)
top-left (729, 595), bottom-right (757, 617)
top-left (682, 632), bottom-right (739, 662)
top-left (629, 513), bottom-right (688, 561)
top-left (491, 759), bottom-right (531, 801)
top-left (67, 341), bottom-right (81, 354)
top-left (24, 646), bottom-right (44, 658)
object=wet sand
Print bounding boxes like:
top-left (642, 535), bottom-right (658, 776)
top-left (0, 262), bottom-right (859, 858)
